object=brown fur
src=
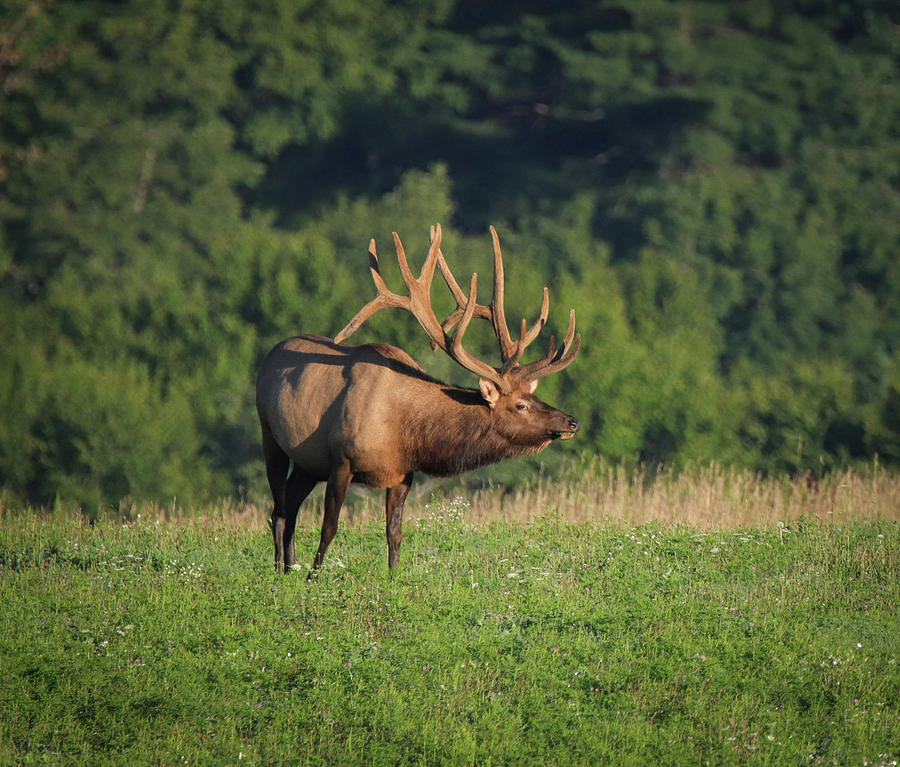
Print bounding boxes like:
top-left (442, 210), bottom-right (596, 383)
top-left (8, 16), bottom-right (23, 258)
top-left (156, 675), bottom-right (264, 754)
top-left (256, 334), bottom-right (579, 575)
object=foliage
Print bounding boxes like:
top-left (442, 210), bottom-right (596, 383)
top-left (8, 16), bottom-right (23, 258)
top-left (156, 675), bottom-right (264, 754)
top-left (1, 0), bottom-right (899, 506)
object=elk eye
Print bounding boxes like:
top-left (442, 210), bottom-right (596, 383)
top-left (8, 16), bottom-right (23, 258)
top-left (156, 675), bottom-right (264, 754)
top-left (515, 401), bottom-right (529, 412)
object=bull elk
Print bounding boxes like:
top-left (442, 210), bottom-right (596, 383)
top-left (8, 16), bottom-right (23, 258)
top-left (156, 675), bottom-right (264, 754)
top-left (256, 224), bottom-right (580, 576)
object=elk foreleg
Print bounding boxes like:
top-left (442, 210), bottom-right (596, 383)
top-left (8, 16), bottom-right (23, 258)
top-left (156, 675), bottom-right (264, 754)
top-left (308, 461), bottom-right (352, 579)
top-left (385, 473), bottom-right (413, 571)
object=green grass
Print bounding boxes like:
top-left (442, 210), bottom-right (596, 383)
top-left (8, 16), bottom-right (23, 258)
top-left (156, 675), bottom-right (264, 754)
top-left (1, 504), bottom-right (898, 766)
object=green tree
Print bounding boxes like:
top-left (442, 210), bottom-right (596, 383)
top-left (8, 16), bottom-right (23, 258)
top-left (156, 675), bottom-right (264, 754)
top-left (2, 0), bottom-right (899, 507)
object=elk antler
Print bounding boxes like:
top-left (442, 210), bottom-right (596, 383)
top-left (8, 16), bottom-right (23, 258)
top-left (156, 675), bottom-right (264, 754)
top-left (334, 224), bottom-right (580, 393)
top-left (333, 224), bottom-right (504, 388)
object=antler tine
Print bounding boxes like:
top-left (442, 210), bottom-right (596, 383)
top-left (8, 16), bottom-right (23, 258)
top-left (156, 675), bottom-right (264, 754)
top-left (432, 226), bottom-right (492, 334)
top-left (335, 229), bottom-right (447, 348)
top-left (430, 225), bottom-right (463, 303)
top-left (394, 228), bottom-right (441, 293)
top-left (519, 309), bottom-right (581, 382)
top-left (449, 272), bottom-right (509, 390)
top-left (488, 225), bottom-right (516, 359)
top-left (529, 332), bottom-right (581, 381)
top-left (334, 239), bottom-right (408, 344)
top-left (500, 285), bottom-right (551, 372)
top-left (521, 287), bottom-right (550, 349)
top-left (438, 227), bottom-right (548, 369)
top-left (394, 228), bottom-right (450, 352)
top-left (490, 227), bottom-right (557, 371)
top-left (498, 319), bottom-right (528, 374)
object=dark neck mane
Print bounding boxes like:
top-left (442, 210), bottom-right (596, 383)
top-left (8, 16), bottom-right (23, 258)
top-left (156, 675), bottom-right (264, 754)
top-left (404, 386), bottom-right (530, 477)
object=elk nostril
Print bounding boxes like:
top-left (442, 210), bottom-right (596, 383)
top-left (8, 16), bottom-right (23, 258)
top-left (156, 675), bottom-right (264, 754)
top-left (568, 418), bottom-right (580, 432)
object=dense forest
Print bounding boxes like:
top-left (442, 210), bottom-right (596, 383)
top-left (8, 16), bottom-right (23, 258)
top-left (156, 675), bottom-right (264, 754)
top-left (1, 0), bottom-right (898, 509)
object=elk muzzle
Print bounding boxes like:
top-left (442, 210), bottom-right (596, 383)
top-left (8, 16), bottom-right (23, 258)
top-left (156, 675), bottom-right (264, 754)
top-left (552, 416), bottom-right (580, 440)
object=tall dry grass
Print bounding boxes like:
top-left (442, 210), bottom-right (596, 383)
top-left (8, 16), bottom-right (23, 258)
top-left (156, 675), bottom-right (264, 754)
top-left (6, 460), bottom-right (897, 530)
top-left (466, 459), bottom-right (900, 529)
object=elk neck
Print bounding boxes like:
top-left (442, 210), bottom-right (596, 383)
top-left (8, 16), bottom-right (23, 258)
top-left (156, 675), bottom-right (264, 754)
top-left (403, 384), bottom-right (533, 477)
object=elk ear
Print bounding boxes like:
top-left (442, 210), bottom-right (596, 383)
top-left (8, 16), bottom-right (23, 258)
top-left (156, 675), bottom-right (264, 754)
top-left (526, 379), bottom-right (538, 394)
top-left (479, 378), bottom-right (502, 408)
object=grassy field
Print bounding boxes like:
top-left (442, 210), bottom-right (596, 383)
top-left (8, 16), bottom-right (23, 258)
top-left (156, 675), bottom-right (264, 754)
top-left (1, 466), bottom-right (898, 766)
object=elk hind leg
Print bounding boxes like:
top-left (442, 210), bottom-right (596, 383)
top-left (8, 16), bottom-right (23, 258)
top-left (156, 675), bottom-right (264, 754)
top-left (282, 468), bottom-right (316, 572)
top-left (262, 423), bottom-right (292, 572)
top-left (385, 473), bottom-right (413, 571)
top-left (309, 462), bottom-right (352, 579)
